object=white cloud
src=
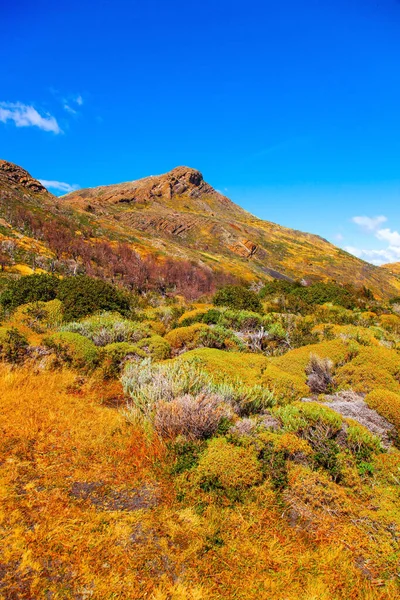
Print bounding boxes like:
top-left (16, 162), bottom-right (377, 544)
top-left (376, 228), bottom-right (400, 246)
top-left (352, 215), bottom-right (387, 232)
top-left (63, 103), bottom-right (77, 115)
top-left (39, 180), bottom-right (80, 193)
top-left (0, 102), bottom-right (61, 134)
top-left (76, 95), bottom-right (83, 106)
top-left (344, 245), bottom-right (400, 265)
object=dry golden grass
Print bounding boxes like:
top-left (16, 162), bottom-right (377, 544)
top-left (1, 365), bottom-right (400, 599)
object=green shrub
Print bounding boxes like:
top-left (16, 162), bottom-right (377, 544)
top-left (134, 335), bottom-right (171, 360)
top-left (194, 437), bottom-right (262, 495)
top-left (0, 327), bottom-right (28, 363)
top-left (62, 312), bottom-right (148, 346)
top-left (44, 331), bottom-right (99, 371)
top-left (213, 285), bottom-right (262, 313)
top-left (0, 274), bottom-right (59, 311)
top-left (165, 323), bottom-right (209, 351)
top-left (57, 276), bottom-right (131, 321)
top-left (100, 341), bottom-right (139, 378)
top-left (197, 325), bottom-right (244, 351)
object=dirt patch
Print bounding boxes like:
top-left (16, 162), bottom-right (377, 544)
top-left (70, 481), bottom-right (159, 511)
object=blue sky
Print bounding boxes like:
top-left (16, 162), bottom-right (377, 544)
top-left (1, 0), bottom-right (400, 264)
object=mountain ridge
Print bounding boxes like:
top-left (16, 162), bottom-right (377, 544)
top-left (1, 158), bottom-right (400, 298)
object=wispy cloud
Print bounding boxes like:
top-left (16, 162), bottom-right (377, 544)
top-left (39, 180), bottom-right (80, 193)
top-left (352, 215), bottom-right (387, 232)
top-left (0, 102), bottom-right (61, 134)
top-left (345, 216), bottom-right (400, 265)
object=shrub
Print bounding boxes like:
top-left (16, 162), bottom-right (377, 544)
top-left (122, 359), bottom-right (211, 421)
top-left (0, 327), bottom-right (28, 363)
top-left (261, 364), bottom-right (309, 403)
top-left (305, 355), bottom-right (334, 394)
top-left (345, 422), bottom-right (382, 463)
top-left (273, 339), bottom-right (356, 379)
top-left (0, 274), bottom-right (59, 311)
top-left (197, 325), bottom-right (244, 351)
top-left (134, 335), bottom-right (171, 360)
top-left (178, 308), bottom-right (209, 326)
top-left (100, 342), bottom-right (139, 378)
top-left (194, 437), bottom-right (262, 493)
top-left (213, 285), bottom-right (262, 313)
top-left (44, 331), bottom-right (99, 371)
top-left (57, 276), bottom-right (131, 321)
top-left (165, 323), bottom-right (209, 351)
top-left (273, 402), bottom-right (342, 438)
top-left (365, 389), bottom-right (400, 433)
top-left (62, 312), bottom-right (148, 346)
top-left (335, 363), bottom-right (399, 394)
top-left (380, 314), bottom-right (400, 335)
top-left (13, 299), bottom-right (64, 333)
top-left (154, 393), bottom-right (234, 440)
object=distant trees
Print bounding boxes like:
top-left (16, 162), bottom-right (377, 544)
top-left (213, 285), bottom-right (263, 313)
top-left (3, 205), bottom-right (236, 299)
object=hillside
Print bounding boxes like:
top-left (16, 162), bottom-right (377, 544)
top-left (382, 262), bottom-right (400, 278)
top-left (1, 159), bottom-right (400, 298)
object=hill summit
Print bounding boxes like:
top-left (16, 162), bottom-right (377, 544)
top-left (1, 159), bottom-right (400, 298)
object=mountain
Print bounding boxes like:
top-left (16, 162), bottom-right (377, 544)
top-left (1, 158), bottom-right (400, 298)
top-left (382, 262), bottom-right (400, 278)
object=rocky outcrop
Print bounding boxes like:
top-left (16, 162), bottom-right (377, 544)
top-left (0, 160), bottom-right (48, 194)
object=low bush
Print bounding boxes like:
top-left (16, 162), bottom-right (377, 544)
top-left (306, 355), bottom-right (334, 394)
top-left (154, 393), bottom-right (234, 440)
top-left (194, 437), bottom-right (263, 494)
top-left (134, 335), bottom-right (171, 360)
top-left (197, 325), bottom-right (244, 351)
top-left (63, 312), bottom-right (149, 346)
top-left (365, 389), bottom-right (400, 433)
top-left (100, 342), bottom-right (139, 378)
top-left (44, 331), bottom-right (99, 371)
top-left (57, 276), bottom-right (131, 321)
top-left (0, 327), bottom-right (28, 363)
top-left (213, 285), bottom-right (262, 313)
top-left (165, 323), bottom-right (209, 352)
top-left (0, 273), bottom-right (59, 312)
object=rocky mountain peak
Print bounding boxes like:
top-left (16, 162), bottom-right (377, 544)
top-left (0, 160), bottom-right (48, 194)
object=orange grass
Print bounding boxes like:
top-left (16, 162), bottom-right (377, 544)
top-left (1, 365), bottom-right (399, 599)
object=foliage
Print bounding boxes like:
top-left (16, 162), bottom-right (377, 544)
top-left (213, 285), bottom-right (263, 313)
top-left (194, 437), bottom-right (263, 494)
top-left (0, 273), bottom-right (59, 311)
top-left (100, 341), bottom-right (139, 378)
top-left (44, 331), bottom-right (99, 370)
top-left (57, 275), bottom-right (131, 321)
top-left (154, 393), bottom-right (234, 440)
top-left (306, 355), bottom-right (334, 394)
top-left (0, 326), bottom-right (28, 363)
top-left (365, 388), bottom-right (400, 434)
top-left (134, 335), bottom-right (171, 360)
top-left (165, 323), bottom-right (209, 351)
top-left (62, 312), bottom-right (148, 346)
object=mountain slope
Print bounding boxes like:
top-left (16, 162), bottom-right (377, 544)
top-left (1, 159), bottom-right (400, 297)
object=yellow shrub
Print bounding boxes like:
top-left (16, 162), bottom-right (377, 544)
top-left (165, 323), bottom-right (209, 350)
top-left (178, 308), bottom-right (208, 325)
top-left (260, 364), bottom-right (309, 403)
top-left (380, 314), bottom-right (400, 335)
top-left (273, 339), bottom-right (353, 380)
top-left (179, 348), bottom-right (269, 386)
top-left (335, 363), bottom-right (400, 394)
top-left (274, 432), bottom-right (312, 456)
top-left (195, 437), bottom-right (262, 491)
top-left (365, 388), bottom-right (400, 431)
